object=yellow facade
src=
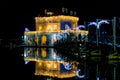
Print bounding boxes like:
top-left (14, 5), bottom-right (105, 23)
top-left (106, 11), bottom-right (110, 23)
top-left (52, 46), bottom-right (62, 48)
top-left (35, 60), bottom-right (78, 78)
top-left (35, 15), bottom-right (79, 32)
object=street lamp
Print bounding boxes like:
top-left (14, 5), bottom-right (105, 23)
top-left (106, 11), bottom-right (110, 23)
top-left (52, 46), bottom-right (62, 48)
top-left (88, 20), bottom-right (109, 49)
top-left (97, 20), bottom-right (109, 44)
top-left (88, 22), bottom-right (98, 47)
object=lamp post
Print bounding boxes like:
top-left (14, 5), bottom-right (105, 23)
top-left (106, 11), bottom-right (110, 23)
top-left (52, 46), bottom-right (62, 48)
top-left (97, 19), bottom-right (109, 45)
top-left (112, 17), bottom-right (116, 52)
top-left (88, 22), bottom-right (98, 48)
top-left (88, 20), bottom-right (109, 49)
top-left (88, 22), bottom-right (97, 43)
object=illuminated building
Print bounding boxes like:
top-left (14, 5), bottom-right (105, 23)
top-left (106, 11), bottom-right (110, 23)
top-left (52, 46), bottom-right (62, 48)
top-left (24, 11), bottom-right (88, 78)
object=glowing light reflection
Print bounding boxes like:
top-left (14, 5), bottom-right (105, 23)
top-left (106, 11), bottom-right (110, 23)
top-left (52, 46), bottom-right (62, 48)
top-left (76, 69), bottom-right (85, 78)
top-left (25, 61), bottom-right (29, 64)
top-left (25, 28), bottom-right (30, 31)
top-left (64, 63), bottom-right (72, 70)
top-left (56, 34), bottom-right (63, 41)
top-left (24, 53), bottom-right (27, 57)
top-left (97, 77), bottom-right (100, 80)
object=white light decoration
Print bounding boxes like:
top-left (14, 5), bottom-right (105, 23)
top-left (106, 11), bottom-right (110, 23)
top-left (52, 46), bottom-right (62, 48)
top-left (88, 22), bottom-right (97, 26)
top-left (76, 25), bottom-right (85, 30)
top-left (97, 20), bottom-right (109, 29)
top-left (97, 77), bottom-right (100, 80)
top-left (64, 63), bottom-right (72, 70)
top-left (24, 52), bottom-right (27, 57)
top-left (25, 61), bottom-right (29, 64)
top-left (78, 25), bottom-right (85, 28)
top-left (76, 27), bottom-right (79, 30)
top-left (52, 34), bottom-right (57, 45)
top-left (52, 49), bottom-right (57, 59)
top-left (46, 12), bottom-right (54, 16)
top-left (53, 53), bottom-right (56, 59)
top-left (25, 28), bottom-right (30, 31)
top-left (24, 35), bottom-right (27, 40)
top-left (76, 69), bottom-right (85, 78)
top-left (88, 20), bottom-right (109, 29)
top-left (65, 24), bottom-right (71, 33)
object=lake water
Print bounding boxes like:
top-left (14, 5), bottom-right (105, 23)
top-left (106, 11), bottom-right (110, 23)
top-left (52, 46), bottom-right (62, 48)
top-left (2, 46), bottom-right (120, 80)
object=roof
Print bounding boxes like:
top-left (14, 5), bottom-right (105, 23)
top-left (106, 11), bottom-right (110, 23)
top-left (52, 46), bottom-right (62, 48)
top-left (35, 15), bottom-right (79, 23)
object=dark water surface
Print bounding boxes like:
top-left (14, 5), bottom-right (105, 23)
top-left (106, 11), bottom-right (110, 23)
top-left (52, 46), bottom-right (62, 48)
top-left (2, 47), bottom-right (120, 80)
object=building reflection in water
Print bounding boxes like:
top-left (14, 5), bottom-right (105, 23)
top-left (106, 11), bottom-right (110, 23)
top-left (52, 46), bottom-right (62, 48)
top-left (23, 47), bottom-right (120, 80)
top-left (24, 47), bottom-right (79, 79)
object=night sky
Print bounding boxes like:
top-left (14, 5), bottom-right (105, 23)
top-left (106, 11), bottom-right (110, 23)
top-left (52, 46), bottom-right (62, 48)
top-left (0, 0), bottom-right (120, 39)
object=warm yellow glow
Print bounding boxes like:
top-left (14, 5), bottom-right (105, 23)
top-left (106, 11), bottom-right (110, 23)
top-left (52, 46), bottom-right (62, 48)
top-left (35, 60), bottom-right (78, 78)
top-left (41, 48), bottom-right (47, 58)
top-left (53, 24), bottom-right (57, 31)
top-left (39, 62), bottom-right (42, 66)
top-left (46, 62), bottom-right (51, 69)
top-left (54, 63), bottom-right (57, 68)
top-left (41, 35), bottom-right (47, 45)
top-left (36, 36), bottom-right (39, 45)
top-left (35, 69), bottom-right (76, 78)
top-left (24, 31), bottom-right (36, 34)
top-left (46, 25), bottom-right (52, 31)
top-left (43, 24), bottom-right (59, 32)
top-left (24, 58), bottom-right (37, 61)
top-left (39, 26), bottom-right (42, 31)
top-left (36, 48), bottom-right (38, 56)
top-left (35, 15), bottom-right (79, 23)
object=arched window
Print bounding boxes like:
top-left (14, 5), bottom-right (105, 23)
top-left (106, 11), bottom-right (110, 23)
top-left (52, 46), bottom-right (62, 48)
top-left (41, 35), bottom-right (47, 45)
